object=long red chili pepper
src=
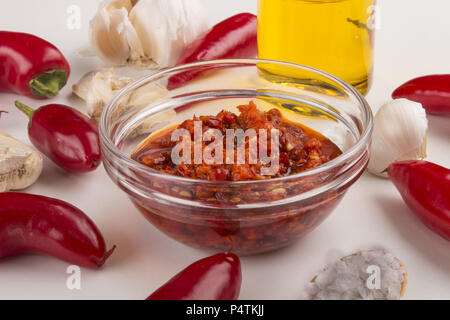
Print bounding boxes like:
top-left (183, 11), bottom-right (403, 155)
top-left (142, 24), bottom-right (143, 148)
top-left (167, 13), bottom-right (257, 90)
top-left (147, 253), bottom-right (242, 300)
top-left (15, 101), bottom-right (102, 173)
top-left (388, 160), bottom-right (450, 241)
top-left (0, 192), bottom-right (115, 268)
top-left (0, 31), bottom-right (70, 99)
top-left (392, 75), bottom-right (450, 115)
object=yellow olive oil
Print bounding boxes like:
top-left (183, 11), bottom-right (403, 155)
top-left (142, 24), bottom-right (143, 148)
top-left (258, 0), bottom-right (375, 95)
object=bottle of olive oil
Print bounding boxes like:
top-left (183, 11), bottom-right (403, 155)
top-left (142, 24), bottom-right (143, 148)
top-left (258, 0), bottom-right (375, 95)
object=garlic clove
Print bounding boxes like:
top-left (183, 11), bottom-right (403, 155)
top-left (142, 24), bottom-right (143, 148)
top-left (368, 99), bottom-right (428, 177)
top-left (72, 70), bottom-right (97, 101)
top-left (72, 69), bottom-right (172, 137)
top-left (128, 83), bottom-right (175, 137)
top-left (129, 0), bottom-right (208, 68)
top-left (104, 81), bottom-right (172, 138)
top-left (89, 0), bottom-right (142, 66)
top-left (73, 69), bottom-right (134, 120)
top-left (0, 131), bottom-right (43, 192)
top-left (85, 74), bottom-right (115, 120)
top-left (126, 82), bottom-right (168, 107)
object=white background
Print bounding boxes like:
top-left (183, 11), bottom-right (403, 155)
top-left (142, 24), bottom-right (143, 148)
top-left (0, 0), bottom-right (449, 299)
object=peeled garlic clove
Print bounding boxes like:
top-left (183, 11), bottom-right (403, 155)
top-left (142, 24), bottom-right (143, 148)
top-left (73, 69), bottom-right (134, 120)
top-left (0, 131), bottom-right (43, 192)
top-left (368, 99), bottom-right (428, 177)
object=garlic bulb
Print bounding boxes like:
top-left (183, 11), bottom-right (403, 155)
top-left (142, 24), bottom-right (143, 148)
top-left (0, 131), bottom-right (43, 192)
top-left (368, 99), bottom-right (428, 177)
top-left (89, 0), bottom-right (208, 69)
top-left (73, 69), bottom-right (134, 120)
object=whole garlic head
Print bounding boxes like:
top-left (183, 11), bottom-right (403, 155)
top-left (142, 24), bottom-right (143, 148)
top-left (0, 131), bottom-right (43, 192)
top-left (368, 99), bottom-right (428, 177)
top-left (89, 0), bottom-right (208, 69)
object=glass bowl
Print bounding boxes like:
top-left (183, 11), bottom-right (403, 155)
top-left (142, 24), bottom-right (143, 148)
top-left (100, 59), bottom-right (373, 255)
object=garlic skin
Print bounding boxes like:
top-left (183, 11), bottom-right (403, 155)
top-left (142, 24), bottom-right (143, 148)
top-left (368, 99), bottom-right (428, 177)
top-left (307, 249), bottom-right (407, 300)
top-left (0, 132), bottom-right (43, 192)
top-left (89, 0), bottom-right (208, 69)
top-left (73, 69), bottom-right (134, 120)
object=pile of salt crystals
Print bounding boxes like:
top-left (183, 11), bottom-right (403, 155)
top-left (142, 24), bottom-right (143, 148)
top-left (307, 249), bottom-right (407, 300)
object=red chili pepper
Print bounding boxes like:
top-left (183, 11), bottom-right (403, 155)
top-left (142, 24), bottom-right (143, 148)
top-left (0, 192), bottom-right (115, 268)
top-left (388, 160), bottom-right (450, 241)
top-left (0, 31), bottom-right (70, 99)
top-left (392, 75), bottom-right (450, 115)
top-left (15, 101), bottom-right (102, 173)
top-left (146, 253), bottom-right (242, 300)
top-left (167, 13), bottom-right (257, 90)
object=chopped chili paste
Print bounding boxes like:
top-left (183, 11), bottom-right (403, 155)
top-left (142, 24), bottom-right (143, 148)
top-left (130, 102), bottom-right (346, 254)
top-left (132, 101), bottom-right (341, 181)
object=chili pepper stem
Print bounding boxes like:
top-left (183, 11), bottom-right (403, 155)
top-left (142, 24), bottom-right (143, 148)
top-left (29, 69), bottom-right (68, 98)
top-left (14, 101), bottom-right (35, 120)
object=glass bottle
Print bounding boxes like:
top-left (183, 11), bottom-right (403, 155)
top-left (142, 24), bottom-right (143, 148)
top-left (258, 0), bottom-right (376, 95)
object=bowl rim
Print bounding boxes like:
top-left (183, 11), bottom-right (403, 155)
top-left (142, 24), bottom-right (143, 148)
top-left (100, 58), bottom-right (373, 186)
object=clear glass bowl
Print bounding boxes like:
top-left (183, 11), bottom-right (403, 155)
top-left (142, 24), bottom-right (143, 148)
top-left (100, 59), bottom-right (373, 255)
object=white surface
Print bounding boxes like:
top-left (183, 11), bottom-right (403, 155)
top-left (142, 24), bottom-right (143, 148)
top-left (0, 0), bottom-right (449, 300)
